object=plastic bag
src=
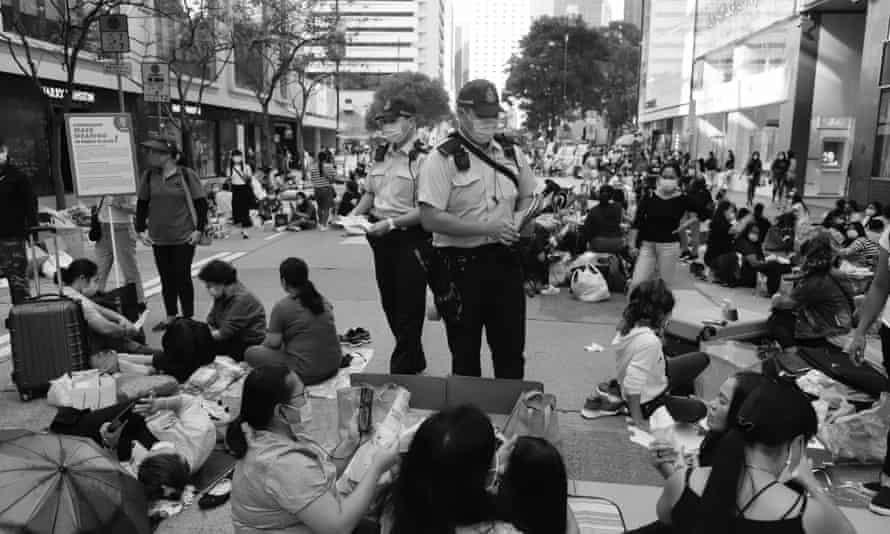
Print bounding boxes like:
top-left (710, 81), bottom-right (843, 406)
top-left (504, 390), bottom-right (562, 450)
top-left (570, 264), bottom-right (610, 302)
top-left (48, 370), bottom-right (116, 409)
top-left (818, 392), bottom-right (890, 462)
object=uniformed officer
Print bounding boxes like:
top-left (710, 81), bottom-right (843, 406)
top-left (417, 79), bottom-right (537, 379)
top-left (350, 97), bottom-right (429, 374)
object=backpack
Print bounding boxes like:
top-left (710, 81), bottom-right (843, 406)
top-left (158, 318), bottom-right (215, 382)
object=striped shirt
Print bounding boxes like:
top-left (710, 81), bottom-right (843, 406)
top-left (841, 237), bottom-right (879, 269)
top-left (310, 163), bottom-right (332, 189)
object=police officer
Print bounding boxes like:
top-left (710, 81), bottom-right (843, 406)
top-left (350, 97), bottom-right (429, 374)
top-left (417, 79), bottom-right (537, 379)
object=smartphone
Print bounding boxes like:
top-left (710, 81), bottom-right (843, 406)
top-left (107, 400), bottom-right (138, 433)
top-left (358, 387), bottom-right (373, 435)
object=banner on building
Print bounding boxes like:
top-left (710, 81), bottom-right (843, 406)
top-left (64, 113), bottom-right (139, 197)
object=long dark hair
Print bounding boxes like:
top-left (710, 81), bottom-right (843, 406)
top-left (712, 200), bottom-right (735, 230)
top-left (698, 372), bottom-right (772, 466)
top-left (388, 404), bottom-right (497, 534)
top-left (225, 365), bottom-right (293, 459)
top-left (693, 380), bottom-right (818, 534)
top-left (620, 279), bottom-right (675, 335)
top-left (59, 258), bottom-right (98, 286)
top-left (497, 437), bottom-right (567, 534)
top-left (280, 257), bottom-right (325, 315)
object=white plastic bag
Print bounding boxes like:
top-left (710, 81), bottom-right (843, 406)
top-left (818, 392), bottom-right (890, 462)
top-left (48, 370), bottom-right (116, 409)
top-left (570, 264), bottom-right (610, 302)
top-left (41, 250), bottom-right (73, 279)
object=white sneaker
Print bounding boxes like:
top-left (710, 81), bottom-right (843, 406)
top-left (540, 285), bottom-right (560, 296)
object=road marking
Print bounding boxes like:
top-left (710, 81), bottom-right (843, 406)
top-left (264, 232), bottom-right (285, 241)
top-left (339, 236), bottom-right (367, 246)
top-left (140, 251), bottom-right (232, 290)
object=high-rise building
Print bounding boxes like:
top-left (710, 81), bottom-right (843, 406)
top-left (456, 0), bottom-right (532, 93)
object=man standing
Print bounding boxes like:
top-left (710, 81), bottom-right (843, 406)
top-left (0, 140), bottom-right (38, 305)
top-left (351, 98), bottom-right (429, 374)
top-left (845, 230), bottom-right (890, 516)
top-left (417, 79), bottom-right (537, 379)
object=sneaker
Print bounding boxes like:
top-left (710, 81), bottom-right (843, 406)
top-left (597, 380), bottom-right (622, 402)
top-left (581, 395), bottom-right (626, 420)
top-left (540, 285), bottom-right (560, 296)
top-left (870, 486), bottom-right (890, 516)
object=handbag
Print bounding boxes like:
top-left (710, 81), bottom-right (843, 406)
top-left (179, 168), bottom-right (212, 246)
top-left (88, 197), bottom-right (105, 242)
top-left (503, 390), bottom-right (561, 450)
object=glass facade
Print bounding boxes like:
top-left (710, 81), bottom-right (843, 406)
top-left (694, 0), bottom-right (798, 59)
top-left (872, 89), bottom-right (890, 178)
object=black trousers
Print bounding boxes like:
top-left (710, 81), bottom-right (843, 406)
top-left (441, 244), bottom-right (526, 379)
top-left (153, 244), bottom-right (196, 318)
top-left (878, 325), bottom-right (890, 476)
top-left (368, 228), bottom-right (428, 374)
top-left (50, 401), bottom-right (157, 461)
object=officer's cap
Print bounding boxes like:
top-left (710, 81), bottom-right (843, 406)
top-left (457, 79), bottom-right (503, 119)
top-left (375, 98), bottom-right (416, 121)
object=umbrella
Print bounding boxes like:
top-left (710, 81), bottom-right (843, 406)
top-left (0, 430), bottom-right (151, 534)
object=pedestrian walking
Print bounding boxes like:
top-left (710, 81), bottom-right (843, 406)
top-left (770, 151), bottom-right (789, 204)
top-left (705, 151), bottom-right (718, 188)
top-left (418, 79), bottom-right (537, 379)
top-left (349, 98), bottom-right (430, 374)
top-left (745, 151), bottom-right (763, 206)
top-left (0, 139), bottom-right (38, 305)
top-left (228, 149), bottom-right (254, 239)
top-left (135, 139), bottom-right (208, 331)
top-left (94, 194), bottom-right (144, 304)
top-left (310, 151), bottom-right (335, 229)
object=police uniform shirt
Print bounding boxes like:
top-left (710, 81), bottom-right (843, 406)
top-left (366, 134), bottom-right (425, 220)
top-left (418, 137), bottom-right (536, 248)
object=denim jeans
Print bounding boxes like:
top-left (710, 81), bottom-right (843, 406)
top-left (630, 241), bottom-right (681, 291)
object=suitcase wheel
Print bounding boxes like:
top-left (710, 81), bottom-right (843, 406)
top-left (19, 390), bottom-right (32, 402)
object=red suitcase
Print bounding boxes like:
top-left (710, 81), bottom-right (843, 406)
top-left (6, 227), bottom-right (90, 401)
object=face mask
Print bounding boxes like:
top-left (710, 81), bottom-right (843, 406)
top-left (659, 179), bottom-right (678, 193)
top-left (748, 233), bottom-right (759, 243)
top-left (866, 208), bottom-right (876, 217)
top-left (232, 156), bottom-right (242, 164)
top-left (0, 151), bottom-right (7, 166)
top-left (278, 392), bottom-right (312, 437)
top-left (381, 121), bottom-right (407, 144)
top-left (463, 115), bottom-right (499, 144)
top-left (847, 231), bottom-right (858, 240)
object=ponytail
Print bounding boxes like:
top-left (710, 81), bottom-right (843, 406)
top-left (693, 429), bottom-right (747, 534)
top-left (297, 280), bottom-right (326, 315)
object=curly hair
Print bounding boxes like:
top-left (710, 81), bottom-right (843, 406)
top-left (620, 279), bottom-right (675, 335)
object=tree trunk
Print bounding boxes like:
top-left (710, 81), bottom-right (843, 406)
top-left (294, 114), bottom-right (304, 169)
top-left (261, 102), bottom-right (274, 169)
top-left (48, 104), bottom-right (66, 209)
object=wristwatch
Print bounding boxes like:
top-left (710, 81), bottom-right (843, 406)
top-left (387, 218), bottom-right (397, 231)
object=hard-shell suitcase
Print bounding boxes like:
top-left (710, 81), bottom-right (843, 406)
top-left (664, 290), bottom-right (769, 353)
top-left (6, 226), bottom-right (90, 401)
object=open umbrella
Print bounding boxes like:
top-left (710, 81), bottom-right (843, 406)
top-left (0, 430), bottom-right (150, 534)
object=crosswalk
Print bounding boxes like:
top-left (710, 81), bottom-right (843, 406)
top-left (0, 250), bottom-right (247, 358)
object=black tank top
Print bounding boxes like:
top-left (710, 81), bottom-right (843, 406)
top-left (671, 468), bottom-right (808, 534)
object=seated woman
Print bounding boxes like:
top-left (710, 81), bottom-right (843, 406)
top-left (769, 234), bottom-right (854, 348)
top-left (496, 436), bottom-right (580, 534)
top-left (582, 184), bottom-right (624, 253)
top-left (198, 260), bottom-right (266, 361)
top-left (655, 380), bottom-right (855, 534)
top-left (245, 258), bottom-right (342, 386)
top-left (290, 192), bottom-right (318, 230)
top-left (735, 222), bottom-right (792, 295)
top-left (587, 280), bottom-right (710, 428)
top-left (382, 404), bottom-right (578, 534)
top-left (839, 222), bottom-right (879, 269)
top-left (337, 180), bottom-right (362, 217)
top-left (59, 259), bottom-right (160, 372)
top-left (229, 366), bottom-right (397, 534)
top-left (50, 392), bottom-right (216, 502)
top-left (704, 201), bottom-right (738, 284)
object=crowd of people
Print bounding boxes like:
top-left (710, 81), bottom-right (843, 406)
top-left (2, 72), bottom-right (890, 533)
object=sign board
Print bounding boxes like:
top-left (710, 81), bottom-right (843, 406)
top-left (103, 61), bottom-right (132, 76)
top-left (64, 113), bottom-right (139, 197)
top-left (141, 63), bottom-right (170, 103)
top-left (99, 14), bottom-right (130, 54)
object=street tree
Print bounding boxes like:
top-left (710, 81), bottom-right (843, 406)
top-left (505, 16), bottom-right (609, 135)
top-left (600, 22), bottom-right (642, 135)
top-left (285, 55), bottom-right (336, 167)
top-left (139, 0), bottom-right (235, 169)
top-left (0, 0), bottom-right (152, 208)
top-left (363, 71), bottom-right (452, 133)
top-left (232, 0), bottom-right (342, 167)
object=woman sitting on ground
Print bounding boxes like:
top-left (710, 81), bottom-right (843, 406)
top-left (290, 192), bottom-right (318, 230)
top-left (244, 258), bottom-right (342, 386)
top-left (59, 259), bottom-right (161, 372)
top-left (769, 233), bottom-right (854, 348)
top-left (656, 380), bottom-right (855, 534)
top-left (704, 201), bottom-right (738, 284)
top-left (588, 280), bottom-right (710, 429)
top-left (198, 259), bottom-right (266, 361)
top-left (582, 184), bottom-right (624, 253)
top-left (839, 221), bottom-right (879, 270)
top-left (735, 222), bottom-right (792, 294)
top-left (229, 366), bottom-right (398, 533)
top-left (382, 404), bottom-right (578, 533)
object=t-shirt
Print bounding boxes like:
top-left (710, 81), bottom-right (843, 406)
top-left (268, 296), bottom-right (342, 379)
top-left (633, 194), bottom-right (693, 243)
top-left (144, 394), bottom-right (216, 474)
top-left (137, 167), bottom-right (206, 245)
top-left (232, 431), bottom-right (338, 534)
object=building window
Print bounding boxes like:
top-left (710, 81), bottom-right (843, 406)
top-left (872, 89), bottom-right (890, 178)
top-left (1, 0), bottom-right (99, 52)
top-left (881, 41), bottom-right (890, 87)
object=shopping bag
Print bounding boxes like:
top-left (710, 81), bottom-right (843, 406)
top-left (818, 393), bottom-right (890, 462)
top-left (503, 390), bottom-right (561, 449)
top-left (48, 370), bottom-right (116, 409)
top-left (570, 264), bottom-right (610, 302)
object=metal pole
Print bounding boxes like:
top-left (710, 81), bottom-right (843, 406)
top-left (687, 0), bottom-right (700, 159)
top-left (116, 55), bottom-right (125, 112)
top-left (562, 33), bottom-right (568, 107)
top-left (335, 0), bottom-right (341, 151)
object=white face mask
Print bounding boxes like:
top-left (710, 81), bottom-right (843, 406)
top-left (462, 112), bottom-right (499, 144)
top-left (381, 120), bottom-right (408, 144)
top-left (0, 150), bottom-right (7, 166)
top-left (748, 233), bottom-right (759, 243)
top-left (659, 179), bottom-right (678, 194)
top-left (278, 393), bottom-right (312, 438)
top-left (232, 156), bottom-right (243, 164)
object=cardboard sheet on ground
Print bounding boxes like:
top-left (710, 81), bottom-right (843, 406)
top-left (306, 348), bottom-right (374, 399)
